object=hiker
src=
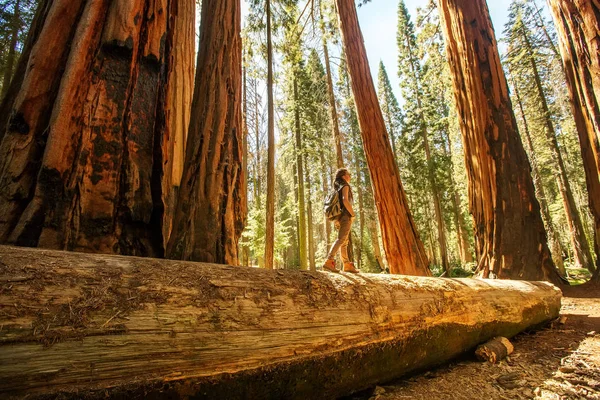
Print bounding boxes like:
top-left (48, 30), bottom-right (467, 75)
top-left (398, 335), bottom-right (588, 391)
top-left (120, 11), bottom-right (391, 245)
top-left (322, 168), bottom-right (359, 273)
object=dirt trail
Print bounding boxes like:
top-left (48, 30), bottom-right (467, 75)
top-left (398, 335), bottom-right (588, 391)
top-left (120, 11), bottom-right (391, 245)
top-left (349, 285), bottom-right (600, 400)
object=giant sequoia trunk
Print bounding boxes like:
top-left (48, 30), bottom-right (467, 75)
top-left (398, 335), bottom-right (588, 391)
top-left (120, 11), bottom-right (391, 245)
top-left (0, 246), bottom-right (561, 399)
top-left (548, 0), bottom-right (600, 278)
top-left (0, 0), bottom-right (195, 256)
top-left (335, 0), bottom-right (430, 276)
top-left (167, 0), bottom-right (245, 265)
top-left (438, 0), bottom-right (561, 284)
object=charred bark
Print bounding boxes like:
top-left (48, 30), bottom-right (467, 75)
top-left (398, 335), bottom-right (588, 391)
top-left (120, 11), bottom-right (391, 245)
top-left (0, 0), bottom-right (195, 257)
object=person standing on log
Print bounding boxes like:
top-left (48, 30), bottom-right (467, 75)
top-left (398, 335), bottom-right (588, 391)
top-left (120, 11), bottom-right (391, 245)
top-left (323, 168), bottom-right (359, 273)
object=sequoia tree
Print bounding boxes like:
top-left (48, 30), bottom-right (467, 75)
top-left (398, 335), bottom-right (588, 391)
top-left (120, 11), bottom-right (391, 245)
top-left (547, 0), bottom-right (600, 278)
top-left (438, 0), bottom-right (562, 283)
top-left (0, 0), bottom-right (195, 256)
top-left (335, 0), bottom-right (430, 276)
top-left (167, 0), bottom-right (246, 264)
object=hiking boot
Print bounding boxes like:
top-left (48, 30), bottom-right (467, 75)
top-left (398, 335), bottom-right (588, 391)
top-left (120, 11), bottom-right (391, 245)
top-left (322, 259), bottom-right (338, 272)
top-left (343, 262), bottom-right (359, 274)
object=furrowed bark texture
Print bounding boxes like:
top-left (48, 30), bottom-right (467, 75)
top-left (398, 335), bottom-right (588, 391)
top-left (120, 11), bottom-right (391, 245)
top-left (335, 0), bottom-right (430, 276)
top-left (438, 0), bottom-right (561, 284)
top-left (167, 0), bottom-right (245, 264)
top-left (0, 245), bottom-right (561, 399)
top-left (0, 0), bottom-right (195, 256)
top-left (548, 0), bottom-right (600, 275)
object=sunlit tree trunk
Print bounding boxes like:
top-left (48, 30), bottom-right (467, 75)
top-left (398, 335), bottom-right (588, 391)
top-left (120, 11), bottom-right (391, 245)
top-left (0, 0), bottom-right (195, 256)
top-left (305, 155), bottom-right (316, 272)
top-left (253, 78), bottom-right (261, 198)
top-left (320, 150), bottom-right (331, 249)
top-left (168, 0), bottom-right (245, 264)
top-left (264, 0), bottom-right (276, 269)
top-left (294, 78), bottom-right (308, 270)
top-left (335, 0), bottom-right (430, 276)
top-left (548, 0), bottom-right (600, 279)
top-left (438, 0), bottom-right (561, 284)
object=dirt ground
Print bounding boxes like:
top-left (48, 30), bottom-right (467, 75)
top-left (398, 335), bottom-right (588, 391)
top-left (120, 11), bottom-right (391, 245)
top-left (351, 284), bottom-right (600, 400)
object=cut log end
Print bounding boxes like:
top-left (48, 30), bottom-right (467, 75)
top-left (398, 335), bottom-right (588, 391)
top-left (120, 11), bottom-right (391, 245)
top-left (475, 336), bottom-right (514, 363)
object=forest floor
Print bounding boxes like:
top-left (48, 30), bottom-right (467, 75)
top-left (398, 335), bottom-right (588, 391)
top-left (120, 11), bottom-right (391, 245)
top-left (348, 283), bottom-right (600, 400)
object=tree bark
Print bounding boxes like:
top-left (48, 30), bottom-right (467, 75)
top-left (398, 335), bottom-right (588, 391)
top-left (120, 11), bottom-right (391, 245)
top-left (547, 0), bottom-right (600, 278)
top-left (438, 0), bottom-right (562, 284)
top-left (1, 0), bottom-right (21, 98)
top-left (167, 0), bottom-right (245, 265)
top-left (264, 0), bottom-right (276, 269)
top-left (0, 245), bottom-right (561, 399)
top-left (305, 155), bottom-right (316, 272)
top-left (0, 0), bottom-right (195, 257)
top-left (320, 150), bottom-right (331, 249)
top-left (335, 0), bottom-right (430, 276)
top-left (294, 78), bottom-right (308, 270)
top-left (509, 71), bottom-right (566, 276)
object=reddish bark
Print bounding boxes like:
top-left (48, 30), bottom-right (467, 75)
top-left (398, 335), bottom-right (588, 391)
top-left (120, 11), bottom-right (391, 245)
top-left (548, 0), bottom-right (600, 279)
top-left (335, 0), bottom-right (430, 276)
top-left (167, 0), bottom-right (245, 264)
top-left (438, 0), bottom-right (562, 284)
top-left (0, 0), bottom-right (195, 256)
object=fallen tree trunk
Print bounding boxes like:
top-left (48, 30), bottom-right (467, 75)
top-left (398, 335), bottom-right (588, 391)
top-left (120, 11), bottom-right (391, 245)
top-left (0, 246), bottom-right (561, 399)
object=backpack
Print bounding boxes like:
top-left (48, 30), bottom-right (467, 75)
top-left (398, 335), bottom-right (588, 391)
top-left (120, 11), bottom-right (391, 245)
top-left (324, 184), bottom-right (346, 221)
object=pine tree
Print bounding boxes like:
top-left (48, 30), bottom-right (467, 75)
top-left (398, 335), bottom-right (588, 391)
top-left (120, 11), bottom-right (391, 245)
top-left (397, 0), bottom-right (449, 273)
top-left (377, 61), bottom-right (402, 163)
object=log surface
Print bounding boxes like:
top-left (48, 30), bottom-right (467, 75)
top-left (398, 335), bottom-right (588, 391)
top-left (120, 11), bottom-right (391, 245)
top-left (0, 246), bottom-right (561, 399)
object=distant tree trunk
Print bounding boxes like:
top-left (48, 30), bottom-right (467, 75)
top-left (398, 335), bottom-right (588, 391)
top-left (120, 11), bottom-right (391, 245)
top-left (294, 78), bottom-right (308, 270)
top-left (320, 150), bottom-right (331, 249)
top-left (521, 28), bottom-right (594, 272)
top-left (438, 0), bottom-right (562, 284)
top-left (1, 0), bottom-right (21, 98)
top-left (422, 125), bottom-right (449, 274)
top-left (355, 153), bottom-right (364, 269)
top-left (168, 0), bottom-right (245, 264)
top-left (305, 155), bottom-right (316, 272)
top-left (509, 72), bottom-right (566, 276)
top-left (0, 0), bottom-right (195, 256)
top-left (441, 129), bottom-right (473, 264)
top-left (547, 0), bottom-right (600, 279)
top-left (322, 39), bottom-right (344, 168)
top-left (254, 78), bottom-right (261, 198)
top-left (335, 0), bottom-right (430, 276)
top-left (241, 54), bottom-right (250, 266)
top-left (264, 0), bottom-right (276, 269)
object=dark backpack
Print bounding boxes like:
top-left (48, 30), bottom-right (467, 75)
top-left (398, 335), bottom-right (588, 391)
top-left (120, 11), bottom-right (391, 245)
top-left (324, 185), bottom-right (346, 221)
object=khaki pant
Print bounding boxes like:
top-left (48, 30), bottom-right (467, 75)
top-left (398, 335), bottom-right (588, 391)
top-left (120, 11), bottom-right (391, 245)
top-left (327, 214), bottom-right (353, 263)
